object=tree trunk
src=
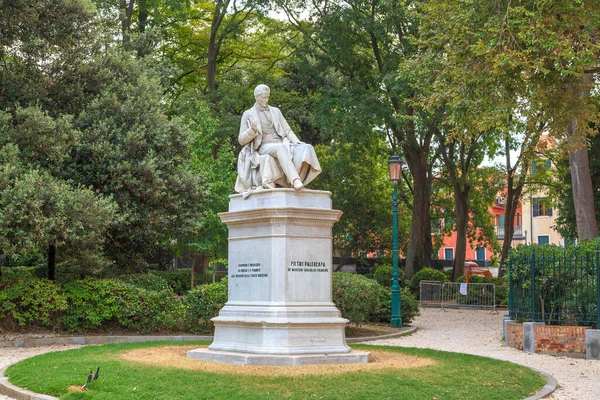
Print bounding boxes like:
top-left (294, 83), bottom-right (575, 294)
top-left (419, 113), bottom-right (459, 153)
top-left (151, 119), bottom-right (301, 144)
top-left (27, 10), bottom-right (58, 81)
top-left (207, 5), bottom-right (225, 93)
top-left (568, 135), bottom-right (598, 240)
top-left (499, 173), bottom-right (525, 275)
top-left (452, 185), bottom-right (469, 280)
top-left (120, 0), bottom-right (135, 49)
top-left (138, 0), bottom-right (148, 33)
top-left (566, 73), bottom-right (598, 241)
top-left (47, 243), bottom-right (56, 281)
top-left (404, 146), bottom-right (432, 279)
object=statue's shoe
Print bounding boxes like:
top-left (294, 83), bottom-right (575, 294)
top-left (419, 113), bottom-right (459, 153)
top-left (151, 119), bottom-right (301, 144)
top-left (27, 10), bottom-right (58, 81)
top-left (293, 179), bottom-right (304, 190)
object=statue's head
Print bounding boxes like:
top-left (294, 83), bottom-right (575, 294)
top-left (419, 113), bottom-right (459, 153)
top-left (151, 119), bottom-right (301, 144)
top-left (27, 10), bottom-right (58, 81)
top-left (254, 84), bottom-right (270, 108)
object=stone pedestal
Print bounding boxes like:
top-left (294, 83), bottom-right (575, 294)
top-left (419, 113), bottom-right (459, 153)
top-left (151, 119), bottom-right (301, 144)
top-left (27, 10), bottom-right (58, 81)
top-left (187, 189), bottom-right (370, 365)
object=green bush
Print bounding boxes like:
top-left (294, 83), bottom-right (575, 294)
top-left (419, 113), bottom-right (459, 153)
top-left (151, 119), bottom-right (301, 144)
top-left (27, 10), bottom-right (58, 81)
top-left (370, 286), bottom-right (420, 326)
top-left (410, 268), bottom-right (447, 296)
top-left (332, 272), bottom-right (380, 326)
top-left (61, 279), bottom-right (130, 332)
top-left (372, 265), bottom-right (405, 287)
top-left (117, 272), bottom-right (173, 293)
top-left (507, 241), bottom-right (600, 324)
top-left (0, 266), bottom-right (37, 281)
top-left (183, 279), bottom-right (228, 333)
top-left (119, 287), bottom-right (185, 333)
top-left (150, 269), bottom-right (215, 295)
top-left (62, 278), bottom-right (185, 333)
top-left (0, 278), bottom-right (66, 328)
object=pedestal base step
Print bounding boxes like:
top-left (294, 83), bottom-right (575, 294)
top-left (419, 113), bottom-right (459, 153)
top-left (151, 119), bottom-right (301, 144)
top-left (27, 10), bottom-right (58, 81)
top-left (187, 348), bottom-right (372, 366)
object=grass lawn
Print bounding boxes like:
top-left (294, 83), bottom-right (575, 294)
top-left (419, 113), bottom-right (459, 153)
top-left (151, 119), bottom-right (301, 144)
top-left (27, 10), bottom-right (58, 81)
top-left (5, 341), bottom-right (545, 399)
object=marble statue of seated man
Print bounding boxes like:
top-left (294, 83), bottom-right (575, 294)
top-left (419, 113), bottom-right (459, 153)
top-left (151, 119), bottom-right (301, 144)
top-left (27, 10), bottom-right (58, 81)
top-left (234, 84), bottom-right (321, 194)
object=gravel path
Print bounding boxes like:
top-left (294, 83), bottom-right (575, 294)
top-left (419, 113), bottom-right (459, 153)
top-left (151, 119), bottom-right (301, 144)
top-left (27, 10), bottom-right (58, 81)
top-left (364, 308), bottom-right (600, 400)
top-left (1, 308), bottom-right (598, 399)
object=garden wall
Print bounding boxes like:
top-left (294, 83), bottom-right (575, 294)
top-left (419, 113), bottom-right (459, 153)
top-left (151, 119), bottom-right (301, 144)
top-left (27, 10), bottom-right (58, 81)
top-left (505, 320), bottom-right (590, 356)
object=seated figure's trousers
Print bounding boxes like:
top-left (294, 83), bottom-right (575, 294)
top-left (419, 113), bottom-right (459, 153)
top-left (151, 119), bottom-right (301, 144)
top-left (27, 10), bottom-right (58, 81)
top-left (258, 143), bottom-right (300, 184)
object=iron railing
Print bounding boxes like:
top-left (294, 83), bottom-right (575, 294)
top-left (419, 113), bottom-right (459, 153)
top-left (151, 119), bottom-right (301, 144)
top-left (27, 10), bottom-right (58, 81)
top-left (495, 225), bottom-right (524, 239)
top-left (508, 246), bottom-right (600, 329)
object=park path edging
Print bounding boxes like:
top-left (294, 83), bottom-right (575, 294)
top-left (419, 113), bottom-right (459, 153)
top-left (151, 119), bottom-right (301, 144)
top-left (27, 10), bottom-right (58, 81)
top-left (0, 335), bottom-right (212, 349)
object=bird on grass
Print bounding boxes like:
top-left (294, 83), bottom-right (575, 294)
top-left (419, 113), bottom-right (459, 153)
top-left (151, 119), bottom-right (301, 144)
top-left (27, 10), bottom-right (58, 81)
top-left (82, 367), bottom-right (100, 390)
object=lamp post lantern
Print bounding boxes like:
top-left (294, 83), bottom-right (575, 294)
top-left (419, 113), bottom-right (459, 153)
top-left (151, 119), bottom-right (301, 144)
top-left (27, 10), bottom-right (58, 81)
top-left (388, 154), bottom-right (405, 328)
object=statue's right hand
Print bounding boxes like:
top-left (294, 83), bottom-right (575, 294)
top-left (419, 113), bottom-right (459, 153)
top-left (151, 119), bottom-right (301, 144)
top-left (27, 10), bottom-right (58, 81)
top-left (250, 120), bottom-right (258, 133)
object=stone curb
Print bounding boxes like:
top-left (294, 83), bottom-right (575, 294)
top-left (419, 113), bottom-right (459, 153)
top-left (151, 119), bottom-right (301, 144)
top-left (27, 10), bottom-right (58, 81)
top-left (0, 335), bottom-right (212, 348)
top-left (524, 367), bottom-right (559, 400)
top-left (0, 333), bottom-right (558, 400)
top-left (346, 325), bottom-right (417, 343)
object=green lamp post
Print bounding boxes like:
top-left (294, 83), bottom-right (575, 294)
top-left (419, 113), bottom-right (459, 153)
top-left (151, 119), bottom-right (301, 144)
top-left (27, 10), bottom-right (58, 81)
top-left (388, 154), bottom-right (405, 328)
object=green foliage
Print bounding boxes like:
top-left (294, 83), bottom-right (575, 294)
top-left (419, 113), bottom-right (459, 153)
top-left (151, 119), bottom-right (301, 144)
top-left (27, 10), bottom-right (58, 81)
top-left (67, 55), bottom-right (205, 271)
top-left (117, 273), bottom-right (173, 293)
top-left (315, 140), bottom-right (409, 270)
top-left (118, 287), bottom-right (185, 333)
top-left (149, 269), bottom-right (215, 296)
top-left (332, 273), bottom-right (380, 326)
top-left (370, 287), bottom-right (420, 326)
top-left (61, 278), bottom-right (184, 333)
top-left (373, 265), bottom-right (406, 288)
top-left (0, 278), bottom-right (66, 328)
top-left (508, 240), bottom-right (600, 325)
top-left (409, 268), bottom-right (448, 296)
top-left (61, 279), bottom-right (131, 331)
top-left (183, 279), bottom-right (228, 333)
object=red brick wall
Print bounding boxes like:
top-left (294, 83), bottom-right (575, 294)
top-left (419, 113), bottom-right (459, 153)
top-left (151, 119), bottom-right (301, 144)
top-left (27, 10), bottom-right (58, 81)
top-left (534, 325), bottom-right (586, 354)
top-left (506, 322), bottom-right (586, 354)
top-left (506, 322), bottom-right (523, 350)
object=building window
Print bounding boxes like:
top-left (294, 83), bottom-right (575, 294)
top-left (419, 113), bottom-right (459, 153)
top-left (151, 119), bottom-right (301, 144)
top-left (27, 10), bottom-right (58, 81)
top-left (537, 235), bottom-right (550, 245)
top-left (532, 197), bottom-right (553, 217)
top-left (475, 247), bottom-right (486, 260)
top-left (496, 214), bottom-right (505, 227)
top-left (444, 248), bottom-right (454, 260)
top-left (516, 212), bottom-right (521, 226)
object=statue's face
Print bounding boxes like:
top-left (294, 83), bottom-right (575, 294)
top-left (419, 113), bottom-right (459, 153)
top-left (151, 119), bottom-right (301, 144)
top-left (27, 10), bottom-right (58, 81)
top-left (255, 91), bottom-right (270, 108)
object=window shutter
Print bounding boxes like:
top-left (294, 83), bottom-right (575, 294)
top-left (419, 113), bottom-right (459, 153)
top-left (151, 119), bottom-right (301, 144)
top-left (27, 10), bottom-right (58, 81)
top-left (548, 206), bottom-right (553, 216)
top-left (533, 198), bottom-right (539, 217)
top-left (545, 159), bottom-right (551, 170)
top-left (532, 161), bottom-right (537, 175)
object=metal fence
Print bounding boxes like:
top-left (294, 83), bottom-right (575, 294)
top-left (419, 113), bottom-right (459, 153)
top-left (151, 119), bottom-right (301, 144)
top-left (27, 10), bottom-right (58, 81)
top-left (508, 247), bottom-right (600, 329)
top-left (420, 281), bottom-right (496, 311)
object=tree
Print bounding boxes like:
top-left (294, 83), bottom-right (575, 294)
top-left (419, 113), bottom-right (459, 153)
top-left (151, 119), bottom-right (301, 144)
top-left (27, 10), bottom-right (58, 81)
top-left (0, 0), bottom-right (206, 276)
top-left (0, 108), bottom-right (117, 280)
top-left (555, 128), bottom-right (600, 240)
top-left (65, 55), bottom-right (205, 271)
top-left (315, 138), bottom-right (410, 270)
top-left (280, 0), bottom-right (436, 278)
top-left (417, 0), bottom-right (600, 245)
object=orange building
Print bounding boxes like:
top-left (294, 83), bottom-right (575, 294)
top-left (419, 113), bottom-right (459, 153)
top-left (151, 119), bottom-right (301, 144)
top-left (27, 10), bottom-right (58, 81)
top-left (435, 195), bottom-right (526, 265)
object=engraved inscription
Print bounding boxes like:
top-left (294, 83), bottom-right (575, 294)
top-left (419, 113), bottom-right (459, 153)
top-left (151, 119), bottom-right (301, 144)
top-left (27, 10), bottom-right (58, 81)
top-left (232, 262), bottom-right (268, 278)
top-left (288, 260), bottom-right (329, 273)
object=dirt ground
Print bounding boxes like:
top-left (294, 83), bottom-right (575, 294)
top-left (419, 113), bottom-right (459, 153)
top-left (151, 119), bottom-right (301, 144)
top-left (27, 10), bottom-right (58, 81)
top-left (118, 345), bottom-right (436, 377)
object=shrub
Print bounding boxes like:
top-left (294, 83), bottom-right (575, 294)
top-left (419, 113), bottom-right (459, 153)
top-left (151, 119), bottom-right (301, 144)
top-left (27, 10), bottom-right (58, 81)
top-left (150, 269), bottom-right (215, 295)
top-left (117, 272), bottom-right (173, 293)
top-left (0, 266), bottom-right (36, 281)
top-left (332, 272), bottom-right (380, 326)
top-left (0, 278), bottom-right (66, 328)
top-left (183, 279), bottom-right (228, 333)
top-left (370, 286), bottom-right (420, 326)
top-left (119, 287), bottom-right (185, 333)
top-left (372, 265), bottom-right (405, 288)
top-left (62, 278), bottom-right (185, 333)
top-left (410, 268), bottom-right (447, 296)
top-left (61, 279), bottom-right (130, 331)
